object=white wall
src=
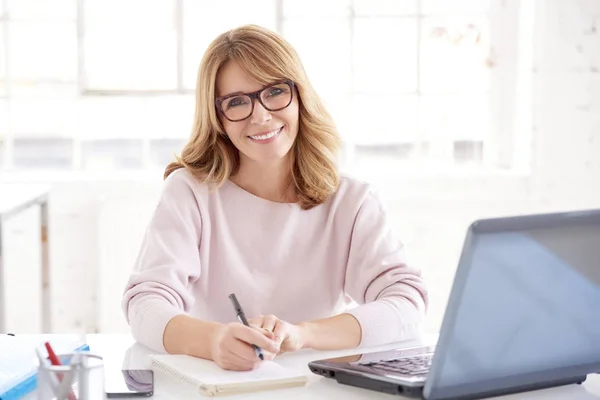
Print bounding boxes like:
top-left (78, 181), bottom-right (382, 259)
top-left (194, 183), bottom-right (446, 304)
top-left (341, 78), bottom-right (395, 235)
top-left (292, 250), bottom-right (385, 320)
top-left (1, 0), bottom-right (599, 334)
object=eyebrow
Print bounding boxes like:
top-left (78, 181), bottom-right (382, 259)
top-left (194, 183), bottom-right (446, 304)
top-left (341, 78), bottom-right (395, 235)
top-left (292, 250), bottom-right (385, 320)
top-left (219, 82), bottom-right (274, 99)
top-left (219, 90), bottom-right (246, 98)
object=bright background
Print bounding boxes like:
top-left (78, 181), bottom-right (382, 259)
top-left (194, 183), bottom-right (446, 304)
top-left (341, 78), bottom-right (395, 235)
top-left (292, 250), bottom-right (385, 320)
top-left (0, 0), bottom-right (599, 335)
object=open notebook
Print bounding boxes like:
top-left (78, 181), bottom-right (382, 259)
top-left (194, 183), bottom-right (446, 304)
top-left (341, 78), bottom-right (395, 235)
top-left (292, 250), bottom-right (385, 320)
top-left (149, 354), bottom-right (308, 397)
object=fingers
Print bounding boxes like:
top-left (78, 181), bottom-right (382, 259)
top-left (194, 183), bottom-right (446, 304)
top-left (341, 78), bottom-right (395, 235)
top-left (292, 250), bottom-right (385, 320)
top-left (214, 327), bottom-right (262, 371)
top-left (219, 353), bottom-right (261, 371)
top-left (261, 315), bottom-right (278, 333)
top-left (248, 315), bottom-right (278, 340)
top-left (222, 351), bottom-right (259, 371)
top-left (233, 324), bottom-right (280, 354)
top-left (261, 350), bottom-right (277, 361)
top-left (222, 362), bottom-right (259, 371)
top-left (248, 317), bottom-right (261, 328)
top-left (259, 329), bottom-right (276, 341)
top-left (272, 319), bottom-right (288, 343)
top-left (227, 337), bottom-right (263, 362)
top-left (215, 320), bottom-right (290, 371)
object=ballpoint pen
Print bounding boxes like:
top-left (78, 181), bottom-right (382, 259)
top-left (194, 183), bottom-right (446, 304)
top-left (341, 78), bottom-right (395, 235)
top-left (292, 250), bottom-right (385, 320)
top-left (228, 293), bottom-right (264, 360)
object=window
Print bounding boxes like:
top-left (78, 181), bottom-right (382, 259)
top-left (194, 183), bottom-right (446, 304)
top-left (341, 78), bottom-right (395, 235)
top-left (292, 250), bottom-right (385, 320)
top-left (0, 21), bottom-right (6, 98)
top-left (0, 99), bottom-right (6, 166)
top-left (182, 1), bottom-right (277, 91)
top-left (0, 1), bottom-right (6, 165)
top-left (1, 0), bottom-right (78, 169)
top-left (83, 0), bottom-right (178, 92)
top-left (0, 0), bottom-right (525, 174)
top-left (280, 0), bottom-right (494, 173)
top-left (6, 0), bottom-right (77, 95)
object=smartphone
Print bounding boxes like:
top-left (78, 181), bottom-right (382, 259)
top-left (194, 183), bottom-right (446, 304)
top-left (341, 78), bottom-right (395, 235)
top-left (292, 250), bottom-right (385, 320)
top-left (104, 369), bottom-right (154, 398)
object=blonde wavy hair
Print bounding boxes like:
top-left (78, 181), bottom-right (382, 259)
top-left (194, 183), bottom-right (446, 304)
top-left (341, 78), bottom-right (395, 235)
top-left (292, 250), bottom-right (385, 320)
top-left (164, 24), bottom-right (341, 210)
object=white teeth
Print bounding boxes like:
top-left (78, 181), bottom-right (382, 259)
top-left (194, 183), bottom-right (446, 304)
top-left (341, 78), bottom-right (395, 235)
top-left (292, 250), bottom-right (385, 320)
top-left (250, 128), bottom-right (281, 141)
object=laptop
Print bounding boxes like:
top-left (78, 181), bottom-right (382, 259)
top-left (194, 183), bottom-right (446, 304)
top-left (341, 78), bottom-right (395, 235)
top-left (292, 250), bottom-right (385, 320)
top-left (309, 209), bottom-right (600, 399)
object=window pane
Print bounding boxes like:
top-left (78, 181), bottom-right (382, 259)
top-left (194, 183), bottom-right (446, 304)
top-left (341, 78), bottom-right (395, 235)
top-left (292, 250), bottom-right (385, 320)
top-left (0, 101), bottom-right (5, 171)
top-left (14, 137), bottom-right (73, 169)
top-left (353, 18), bottom-right (418, 93)
top-left (11, 99), bottom-right (76, 136)
top-left (182, 1), bottom-right (277, 90)
top-left (0, 23), bottom-right (5, 96)
top-left (420, 95), bottom-right (490, 142)
top-left (76, 96), bottom-right (193, 140)
top-left (142, 96), bottom-right (194, 139)
top-left (354, 143), bottom-right (418, 167)
top-left (11, 82), bottom-right (78, 97)
top-left (420, 16), bottom-right (491, 94)
top-left (322, 95), bottom-right (351, 142)
top-left (350, 94), bottom-right (418, 145)
top-left (453, 140), bottom-right (483, 165)
top-left (8, 21), bottom-right (77, 81)
top-left (283, 20), bottom-right (351, 99)
top-left (0, 139), bottom-right (4, 168)
top-left (283, 0), bottom-right (350, 18)
top-left (150, 138), bottom-right (186, 168)
top-left (81, 139), bottom-right (143, 170)
top-left (77, 97), bottom-right (148, 140)
top-left (353, 0), bottom-right (418, 16)
top-left (348, 141), bottom-right (425, 178)
top-left (84, 0), bottom-right (177, 91)
top-left (7, 0), bottom-right (76, 20)
top-left (0, 100), bottom-right (7, 153)
top-left (422, 0), bottom-right (491, 15)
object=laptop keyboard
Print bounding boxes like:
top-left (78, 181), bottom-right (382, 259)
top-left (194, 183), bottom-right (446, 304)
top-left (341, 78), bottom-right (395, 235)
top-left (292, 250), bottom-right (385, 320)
top-left (359, 354), bottom-right (433, 378)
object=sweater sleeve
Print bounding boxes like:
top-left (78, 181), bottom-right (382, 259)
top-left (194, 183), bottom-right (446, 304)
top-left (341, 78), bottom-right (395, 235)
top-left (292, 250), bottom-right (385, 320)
top-left (344, 189), bottom-right (428, 347)
top-left (121, 171), bottom-right (203, 353)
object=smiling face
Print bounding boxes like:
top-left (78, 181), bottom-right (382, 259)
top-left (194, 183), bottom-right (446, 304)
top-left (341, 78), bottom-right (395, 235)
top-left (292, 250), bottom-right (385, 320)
top-left (216, 61), bottom-right (299, 165)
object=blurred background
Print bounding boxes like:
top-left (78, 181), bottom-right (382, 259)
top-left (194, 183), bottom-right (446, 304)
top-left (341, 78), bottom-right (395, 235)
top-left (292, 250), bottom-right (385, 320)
top-left (0, 0), bottom-right (598, 335)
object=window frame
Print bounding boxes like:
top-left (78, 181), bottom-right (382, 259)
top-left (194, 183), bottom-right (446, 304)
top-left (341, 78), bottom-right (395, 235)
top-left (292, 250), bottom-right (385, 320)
top-left (0, 0), bottom-right (532, 175)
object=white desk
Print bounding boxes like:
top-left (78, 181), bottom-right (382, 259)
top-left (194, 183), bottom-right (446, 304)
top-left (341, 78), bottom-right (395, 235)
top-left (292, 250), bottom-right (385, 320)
top-left (21, 334), bottom-right (600, 399)
top-left (0, 184), bottom-right (51, 333)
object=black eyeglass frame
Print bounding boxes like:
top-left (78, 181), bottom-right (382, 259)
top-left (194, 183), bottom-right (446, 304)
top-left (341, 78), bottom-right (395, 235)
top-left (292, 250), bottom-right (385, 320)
top-left (215, 79), bottom-right (296, 122)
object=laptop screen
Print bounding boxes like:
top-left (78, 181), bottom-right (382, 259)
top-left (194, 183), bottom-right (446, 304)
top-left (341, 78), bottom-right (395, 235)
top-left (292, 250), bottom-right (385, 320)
top-left (426, 218), bottom-right (600, 399)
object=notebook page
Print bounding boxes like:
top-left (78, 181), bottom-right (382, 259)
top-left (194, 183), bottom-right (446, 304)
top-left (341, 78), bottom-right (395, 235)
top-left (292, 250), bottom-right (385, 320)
top-left (0, 336), bottom-right (39, 393)
top-left (150, 355), bottom-right (305, 385)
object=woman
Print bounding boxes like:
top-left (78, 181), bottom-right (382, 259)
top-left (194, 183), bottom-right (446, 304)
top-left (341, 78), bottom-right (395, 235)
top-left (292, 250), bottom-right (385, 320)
top-left (122, 24), bottom-right (428, 371)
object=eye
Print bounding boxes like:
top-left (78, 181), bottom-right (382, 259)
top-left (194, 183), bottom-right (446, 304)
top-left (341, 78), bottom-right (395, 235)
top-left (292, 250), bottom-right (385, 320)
top-left (226, 96), bottom-right (249, 109)
top-left (267, 87), bottom-right (285, 97)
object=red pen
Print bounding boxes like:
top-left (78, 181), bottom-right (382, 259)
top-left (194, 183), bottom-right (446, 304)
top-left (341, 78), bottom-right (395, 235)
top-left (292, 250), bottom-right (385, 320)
top-left (44, 342), bottom-right (78, 400)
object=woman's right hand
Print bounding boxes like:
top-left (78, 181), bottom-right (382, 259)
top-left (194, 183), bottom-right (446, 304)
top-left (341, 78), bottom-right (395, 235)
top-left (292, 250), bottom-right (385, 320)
top-left (209, 322), bottom-right (281, 371)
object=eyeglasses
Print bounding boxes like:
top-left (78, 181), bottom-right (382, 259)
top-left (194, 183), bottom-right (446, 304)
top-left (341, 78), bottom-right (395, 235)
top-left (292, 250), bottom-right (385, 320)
top-left (215, 80), bottom-right (295, 122)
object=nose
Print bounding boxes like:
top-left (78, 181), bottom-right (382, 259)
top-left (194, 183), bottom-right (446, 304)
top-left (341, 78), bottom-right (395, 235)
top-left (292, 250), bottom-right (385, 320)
top-left (250, 99), bottom-right (272, 125)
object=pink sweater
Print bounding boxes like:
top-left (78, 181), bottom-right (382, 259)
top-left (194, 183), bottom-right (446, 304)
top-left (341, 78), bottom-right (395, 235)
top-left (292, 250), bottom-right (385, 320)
top-left (122, 169), bottom-right (428, 353)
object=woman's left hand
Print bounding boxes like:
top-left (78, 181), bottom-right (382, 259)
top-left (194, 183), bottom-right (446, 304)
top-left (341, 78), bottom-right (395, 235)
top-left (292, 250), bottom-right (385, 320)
top-left (248, 314), bottom-right (307, 354)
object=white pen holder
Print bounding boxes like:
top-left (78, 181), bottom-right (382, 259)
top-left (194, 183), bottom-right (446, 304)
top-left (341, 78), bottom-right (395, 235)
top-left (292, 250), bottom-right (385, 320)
top-left (37, 352), bottom-right (104, 400)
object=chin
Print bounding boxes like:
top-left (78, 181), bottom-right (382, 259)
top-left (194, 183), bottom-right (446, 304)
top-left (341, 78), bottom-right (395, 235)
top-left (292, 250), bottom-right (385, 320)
top-left (258, 151), bottom-right (291, 163)
top-left (250, 147), bottom-right (293, 163)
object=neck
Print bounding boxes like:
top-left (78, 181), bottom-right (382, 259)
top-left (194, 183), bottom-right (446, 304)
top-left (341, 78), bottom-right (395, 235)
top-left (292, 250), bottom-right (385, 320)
top-left (232, 154), bottom-right (296, 203)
